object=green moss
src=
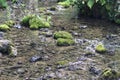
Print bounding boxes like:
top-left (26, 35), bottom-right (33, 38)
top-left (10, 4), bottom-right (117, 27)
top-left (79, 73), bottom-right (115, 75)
top-left (57, 60), bottom-right (68, 65)
top-left (21, 15), bottom-right (35, 26)
top-left (29, 16), bottom-right (50, 29)
top-left (58, 1), bottom-right (70, 8)
top-left (54, 31), bottom-right (73, 39)
top-left (39, 7), bottom-right (46, 13)
top-left (99, 68), bottom-right (120, 80)
top-left (5, 20), bottom-right (15, 27)
top-left (95, 43), bottom-right (106, 53)
top-left (0, 24), bottom-right (10, 31)
top-left (57, 38), bottom-right (74, 46)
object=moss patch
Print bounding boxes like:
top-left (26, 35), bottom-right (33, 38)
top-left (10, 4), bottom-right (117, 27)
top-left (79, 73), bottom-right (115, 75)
top-left (5, 20), bottom-right (15, 27)
top-left (0, 24), bottom-right (10, 31)
top-left (99, 68), bottom-right (120, 80)
top-left (54, 31), bottom-right (73, 39)
top-left (21, 15), bottom-right (51, 29)
top-left (29, 16), bottom-right (50, 29)
top-left (21, 15), bottom-right (35, 26)
top-left (57, 38), bottom-right (75, 46)
top-left (58, 1), bottom-right (70, 8)
top-left (95, 43), bottom-right (106, 53)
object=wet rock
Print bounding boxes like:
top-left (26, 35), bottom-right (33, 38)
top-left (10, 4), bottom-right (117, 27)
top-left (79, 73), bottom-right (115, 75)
top-left (49, 6), bottom-right (56, 11)
top-left (39, 35), bottom-right (46, 42)
top-left (39, 28), bottom-right (49, 32)
top-left (43, 55), bottom-right (49, 61)
top-left (45, 32), bottom-right (53, 37)
top-left (46, 72), bottom-right (56, 78)
top-left (55, 69), bottom-right (66, 78)
top-left (89, 66), bottom-right (101, 75)
top-left (0, 40), bottom-right (12, 55)
top-left (106, 34), bottom-right (118, 40)
top-left (29, 55), bottom-right (42, 62)
top-left (17, 68), bottom-right (25, 74)
top-left (68, 61), bottom-right (86, 71)
top-left (14, 23), bottom-right (22, 29)
top-left (79, 25), bottom-right (87, 29)
top-left (72, 32), bottom-right (79, 36)
top-left (0, 32), bottom-right (4, 39)
top-left (77, 56), bottom-right (87, 61)
top-left (17, 61), bottom-right (22, 65)
top-left (45, 67), bottom-right (52, 71)
top-left (10, 46), bottom-right (17, 56)
top-left (84, 52), bottom-right (95, 57)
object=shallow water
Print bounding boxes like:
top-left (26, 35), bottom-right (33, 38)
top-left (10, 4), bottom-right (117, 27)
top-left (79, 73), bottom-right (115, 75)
top-left (0, 1), bottom-right (120, 80)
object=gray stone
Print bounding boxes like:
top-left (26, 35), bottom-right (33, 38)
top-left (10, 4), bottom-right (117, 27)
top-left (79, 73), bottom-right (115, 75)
top-left (89, 66), bottom-right (101, 75)
top-left (17, 68), bottom-right (25, 74)
top-left (29, 55), bottom-right (42, 62)
top-left (10, 46), bottom-right (17, 56)
top-left (45, 32), bottom-right (53, 37)
top-left (0, 40), bottom-right (12, 55)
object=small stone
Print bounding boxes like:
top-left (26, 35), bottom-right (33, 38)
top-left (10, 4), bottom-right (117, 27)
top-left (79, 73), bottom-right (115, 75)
top-left (14, 23), bottom-right (22, 29)
top-left (17, 68), bottom-right (25, 74)
top-left (0, 32), bottom-right (4, 39)
top-left (72, 32), bottom-right (79, 36)
top-left (43, 55), bottom-right (49, 61)
top-left (17, 61), bottom-right (23, 64)
top-left (45, 67), bottom-right (52, 71)
top-left (46, 72), bottom-right (56, 78)
top-left (89, 66), bottom-right (101, 75)
top-left (29, 55), bottom-right (42, 62)
top-left (79, 25), bottom-right (87, 29)
top-left (45, 32), bottom-right (53, 37)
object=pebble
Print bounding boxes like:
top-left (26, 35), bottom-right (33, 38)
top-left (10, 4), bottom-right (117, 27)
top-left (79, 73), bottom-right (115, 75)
top-left (17, 68), bottom-right (25, 74)
top-left (29, 55), bottom-right (42, 62)
top-left (45, 32), bottom-right (53, 37)
top-left (79, 25), bottom-right (88, 29)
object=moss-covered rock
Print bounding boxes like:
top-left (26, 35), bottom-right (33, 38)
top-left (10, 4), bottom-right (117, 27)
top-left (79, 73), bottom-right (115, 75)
top-left (5, 20), bottom-right (15, 27)
top-left (29, 16), bottom-right (50, 29)
top-left (0, 24), bottom-right (10, 31)
top-left (95, 43), bottom-right (106, 53)
top-left (99, 68), bottom-right (120, 80)
top-left (21, 15), bottom-right (35, 26)
top-left (54, 31), bottom-right (73, 39)
top-left (57, 38), bottom-right (75, 46)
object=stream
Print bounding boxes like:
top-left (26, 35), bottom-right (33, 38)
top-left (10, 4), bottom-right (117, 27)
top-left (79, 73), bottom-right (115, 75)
top-left (0, 0), bottom-right (120, 80)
